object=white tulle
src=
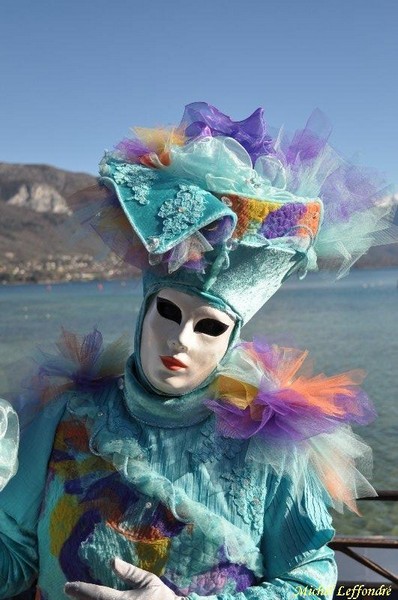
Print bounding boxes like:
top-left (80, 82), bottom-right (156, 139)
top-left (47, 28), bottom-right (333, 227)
top-left (169, 137), bottom-right (306, 203)
top-left (0, 398), bottom-right (19, 491)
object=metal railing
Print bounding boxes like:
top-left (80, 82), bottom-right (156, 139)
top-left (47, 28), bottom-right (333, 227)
top-left (330, 490), bottom-right (398, 585)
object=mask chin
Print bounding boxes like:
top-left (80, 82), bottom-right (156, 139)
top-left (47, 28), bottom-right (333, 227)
top-left (133, 285), bottom-right (242, 397)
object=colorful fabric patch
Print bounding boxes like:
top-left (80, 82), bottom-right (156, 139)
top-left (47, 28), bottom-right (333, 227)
top-left (39, 416), bottom-right (258, 597)
top-left (223, 194), bottom-right (321, 242)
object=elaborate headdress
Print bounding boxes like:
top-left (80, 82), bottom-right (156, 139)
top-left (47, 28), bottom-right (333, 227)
top-left (74, 101), bottom-right (396, 324)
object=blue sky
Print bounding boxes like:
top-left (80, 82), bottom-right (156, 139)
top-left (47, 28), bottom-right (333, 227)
top-left (1, 0), bottom-right (397, 186)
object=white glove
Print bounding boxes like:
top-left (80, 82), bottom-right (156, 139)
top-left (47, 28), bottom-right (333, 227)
top-left (64, 557), bottom-right (187, 600)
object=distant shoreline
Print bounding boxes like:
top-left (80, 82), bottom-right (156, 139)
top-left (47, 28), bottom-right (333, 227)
top-left (1, 264), bottom-right (397, 288)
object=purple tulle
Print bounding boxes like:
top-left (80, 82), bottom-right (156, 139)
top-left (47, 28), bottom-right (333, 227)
top-left (180, 102), bottom-right (274, 164)
top-left (162, 245), bottom-right (207, 273)
top-left (160, 216), bottom-right (235, 273)
top-left (321, 164), bottom-right (383, 223)
top-left (115, 138), bottom-right (151, 163)
top-left (38, 328), bottom-right (106, 391)
top-left (202, 216), bottom-right (235, 245)
top-left (206, 336), bottom-right (376, 442)
top-left (284, 109), bottom-right (332, 165)
top-left (207, 383), bottom-right (375, 442)
top-left (275, 109), bottom-right (386, 222)
top-left (8, 328), bottom-right (129, 430)
top-left (182, 258), bottom-right (207, 272)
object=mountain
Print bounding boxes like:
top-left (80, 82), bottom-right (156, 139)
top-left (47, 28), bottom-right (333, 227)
top-left (0, 162), bottom-right (137, 283)
top-left (0, 162), bottom-right (397, 284)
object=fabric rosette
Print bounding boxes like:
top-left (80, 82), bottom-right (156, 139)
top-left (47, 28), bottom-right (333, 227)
top-left (205, 338), bottom-right (377, 512)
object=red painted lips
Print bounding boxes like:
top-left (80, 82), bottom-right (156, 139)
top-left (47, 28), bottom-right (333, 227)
top-left (160, 356), bottom-right (188, 371)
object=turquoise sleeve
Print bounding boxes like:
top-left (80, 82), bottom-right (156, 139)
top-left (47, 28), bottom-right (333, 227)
top-left (0, 396), bottom-right (67, 598)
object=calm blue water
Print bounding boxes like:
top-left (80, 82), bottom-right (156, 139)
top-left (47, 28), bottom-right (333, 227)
top-left (1, 269), bottom-right (397, 535)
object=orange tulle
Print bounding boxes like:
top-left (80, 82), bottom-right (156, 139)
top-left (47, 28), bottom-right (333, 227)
top-left (245, 345), bottom-right (309, 385)
top-left (322, 461), bottom-right (359, 514)
top-left (243, 343), bottom-right (367, 418)
top-left (57, 329), bottom-right (93, 370)
top-left (291, 370), bottom-right (366, 417)
top-left (133, 127), bottom-right (186, 155)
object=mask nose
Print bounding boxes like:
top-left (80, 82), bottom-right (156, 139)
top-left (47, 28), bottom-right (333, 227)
top-left (167, 339), bottom-right (188, 352)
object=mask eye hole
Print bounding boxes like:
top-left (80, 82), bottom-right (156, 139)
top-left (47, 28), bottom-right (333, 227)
top-left (194, 318), bottom-right (230, 337)
top-left (156, 297), bottom-right (182, 324)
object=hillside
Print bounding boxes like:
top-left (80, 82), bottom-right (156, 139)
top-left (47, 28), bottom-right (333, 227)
top-left (0, 162), bottom-right (137, 283)
top-left (0, 161), bottom-right (397, 283)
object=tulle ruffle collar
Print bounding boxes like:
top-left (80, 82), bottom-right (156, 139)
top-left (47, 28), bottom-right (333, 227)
top-left (10, 327), bottom-right (376, 513)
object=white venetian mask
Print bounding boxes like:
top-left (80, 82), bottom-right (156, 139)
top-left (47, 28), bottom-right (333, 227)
top-left (140, 287), bottom-right (235, 395)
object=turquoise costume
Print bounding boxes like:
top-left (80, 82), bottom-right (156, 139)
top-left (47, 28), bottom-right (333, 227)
top-left (0, 354), bottom-right (337, 599)
top-left (1, 102), bottom-right (392, 598)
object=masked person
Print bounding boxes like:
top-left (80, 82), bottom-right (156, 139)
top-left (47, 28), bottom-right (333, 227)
top-left (0, 103), bottom-right (396, 600)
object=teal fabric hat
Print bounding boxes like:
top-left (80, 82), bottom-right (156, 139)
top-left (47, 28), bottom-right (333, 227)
top-left (141, 245), bottom-right (303, 325)
top-left (98, 153), bottom-right (237, 257)
top-left (98, 149), bottom-right (320, 323)
top-left (76, 102), bottom-right (395, 324)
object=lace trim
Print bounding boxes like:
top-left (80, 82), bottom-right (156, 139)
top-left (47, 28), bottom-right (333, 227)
top-left (158, 184), bottom-right (207, 240)
top-left (220, 466), bottom-right (265, 535)
top-left (99, 157), bottom-right (158, 205)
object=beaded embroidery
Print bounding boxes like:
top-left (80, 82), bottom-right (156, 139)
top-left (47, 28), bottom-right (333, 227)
top-left (112, 163), bottom-right (158, 205)
top-left (158, 184), bottom-right (207, 240)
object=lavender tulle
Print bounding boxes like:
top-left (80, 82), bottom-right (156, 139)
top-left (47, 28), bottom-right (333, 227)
top-left (37, 328), bottom-right (105, 389)
top-left (271, 109), bottom-right (389, 222)
top-left (115, 138), bottom-right (151, 163)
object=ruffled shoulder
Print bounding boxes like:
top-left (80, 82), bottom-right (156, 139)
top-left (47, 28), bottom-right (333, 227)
top-left (6, 328), bottom-right (131, 430)
top-left (205, 338), bottom-right (377, 513)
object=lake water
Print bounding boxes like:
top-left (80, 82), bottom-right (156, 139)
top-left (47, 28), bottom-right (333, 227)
top-left (0, 268), bottom-right (397, 536)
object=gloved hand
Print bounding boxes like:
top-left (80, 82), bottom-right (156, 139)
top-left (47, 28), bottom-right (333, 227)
top-left (64, 557), bottom-right (187, 600)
